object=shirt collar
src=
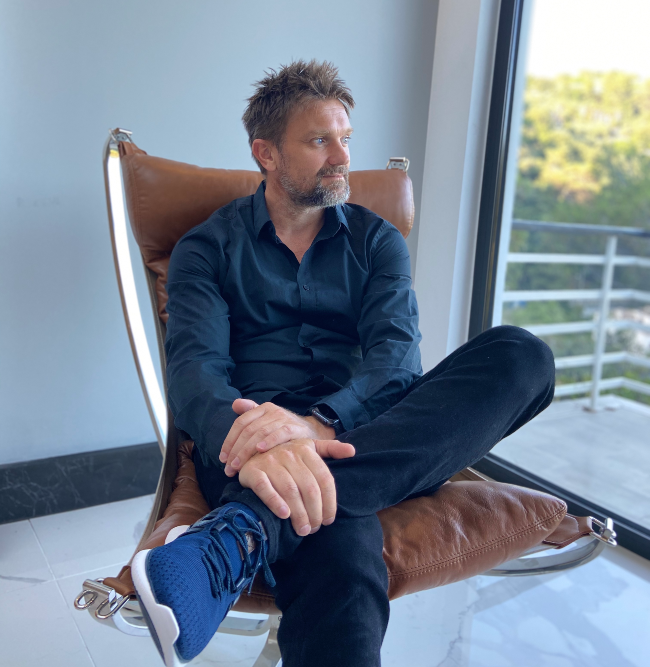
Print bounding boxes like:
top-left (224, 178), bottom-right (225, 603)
top-left (252, 180), bottom-right (273, 238)
top-left (252, 180), bottom-right (351, 239)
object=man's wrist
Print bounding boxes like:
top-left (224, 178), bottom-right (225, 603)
top-left (304, 415), bottom-right (336, 440)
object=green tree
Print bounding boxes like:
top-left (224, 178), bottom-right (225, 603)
top-left (515, 71), bottom-right (650, 228)
top-left (502, 72), bottom-right (650, 403)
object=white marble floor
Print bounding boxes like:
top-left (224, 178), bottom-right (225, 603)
top-left (1, 495), bottom-right (649, 667)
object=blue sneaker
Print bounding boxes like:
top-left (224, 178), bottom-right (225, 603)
top-left (131, 502), bottom-right (275, 666)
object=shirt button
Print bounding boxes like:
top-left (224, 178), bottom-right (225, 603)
top-left (302, 284), bottom-right (310, 291)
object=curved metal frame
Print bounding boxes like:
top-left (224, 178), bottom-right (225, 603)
top-left (485, 517), bottom-right (616, 576)
top-left (104, 128), bottom-right (167, 452)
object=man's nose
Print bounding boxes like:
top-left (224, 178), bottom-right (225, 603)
top-left (328, 142), bottom-right (350, 166)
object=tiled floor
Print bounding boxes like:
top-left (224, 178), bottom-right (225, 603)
top-left (494, 396), bottom-right (650, 530)
top-left (1, 495), bottom-right (649, 667)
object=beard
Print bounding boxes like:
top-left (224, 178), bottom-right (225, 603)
top-left (278, 158), bottom-right (350, 209)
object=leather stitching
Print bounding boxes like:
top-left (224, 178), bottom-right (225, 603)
top-left (387, 505), bottom-right (566, 580)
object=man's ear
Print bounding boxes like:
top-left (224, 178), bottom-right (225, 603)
top-left (252, 138), bottom-right (278, 173)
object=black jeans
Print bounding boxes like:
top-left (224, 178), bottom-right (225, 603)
top-left (193, 325), bottom-right (555, 666)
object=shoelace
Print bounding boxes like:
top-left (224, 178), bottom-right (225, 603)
top-left (184, 507), bottom-right (276, 598)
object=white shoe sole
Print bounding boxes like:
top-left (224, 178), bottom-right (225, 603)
top-left (131, 549), bottom-right (185, 667)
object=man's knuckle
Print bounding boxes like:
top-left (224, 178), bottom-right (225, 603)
top-left (320, 482), bottom-right (336, 498)
top-left (304, 482), bottom-right (321, 499)
top-left (266, 432), bottom-right (281, 445)
top-left (281, 449), bottom-right (297, 463)
top-left (280, 481), bottom-right (299, 497)
top-left (252, 478), bottom-right (269, 494)
top-left (315, 467), bottom-right (333, 484)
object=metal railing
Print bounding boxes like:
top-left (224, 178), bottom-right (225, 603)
top-left (494, 220), bottom-right (650, 411)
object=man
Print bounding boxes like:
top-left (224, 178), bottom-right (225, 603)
top-left (132, 60), bottom-right (555, 667)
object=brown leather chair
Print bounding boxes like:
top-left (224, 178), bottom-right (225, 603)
top-left (74, 129), bottom-right (616, 666)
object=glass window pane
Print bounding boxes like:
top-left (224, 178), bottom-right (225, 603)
top-left (492, 0), bottom-right (650, 530)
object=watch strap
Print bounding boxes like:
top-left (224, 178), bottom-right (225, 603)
top-left (310, 406), bottom-right (345, 436)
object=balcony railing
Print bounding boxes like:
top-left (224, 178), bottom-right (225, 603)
top-left (493, 220), bottom-right (650, 410)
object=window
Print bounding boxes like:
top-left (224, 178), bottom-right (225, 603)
top-left (471, 0), bottom-right (650, 558)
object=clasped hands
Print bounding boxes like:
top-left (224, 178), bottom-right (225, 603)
top-left (219, 399), bottom-right (355, 536)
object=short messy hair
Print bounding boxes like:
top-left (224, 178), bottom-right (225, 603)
top-left (242, 59), bottom-right (355, 173)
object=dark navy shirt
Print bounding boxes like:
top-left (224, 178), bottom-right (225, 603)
top-left (165, 181), bottom-right (422, 467)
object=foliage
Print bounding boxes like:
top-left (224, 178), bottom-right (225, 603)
top-left (502, 71), bottom-right (650, 404)
top-left (515, 71), bottom-right (650, 228)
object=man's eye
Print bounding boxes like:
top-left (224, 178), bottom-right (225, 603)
top-left (342, 136), bottom-right (351, 146)
top-left (314, 137), bottom-right (325, 145)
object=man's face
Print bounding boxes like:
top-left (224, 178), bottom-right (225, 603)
top-left (275, 99), bottom-right (352, 208)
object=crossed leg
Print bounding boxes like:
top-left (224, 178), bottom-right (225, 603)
top-left (193, 325), bottom-right (556, 663)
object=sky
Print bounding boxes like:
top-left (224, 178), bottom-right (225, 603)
top-left (526, 0), bottom-right (650, 79)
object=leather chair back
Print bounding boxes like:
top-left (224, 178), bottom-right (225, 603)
top-left (118, 142), bottom-right (415, 323)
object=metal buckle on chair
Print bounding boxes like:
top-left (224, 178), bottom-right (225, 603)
top-left (74, 578), bottom-right (130, 619)
top-left (74, 579), bottom-right (115, 615)
top-left (590, 517), bottom-right (617, 546)
top-left (75, 578), bottom-right (150, 637)
top-left (386, 157), bottom-right (410, 171)
top-left (96, 593), bottom-right (131, 620)
top-left (109, 127), bottom-right (133, 143)
top-left (73, 589), bottom-right (98, 610)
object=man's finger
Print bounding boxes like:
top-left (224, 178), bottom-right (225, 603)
top-left (314, 439), bottom-right (356, 459)
top-left (227, 419), bottom-right (294, 472)
top-left (302, 448), bottom-right (337, 528)
top-left (232, 398), bottom-right (258, 415)
top-left (220, 403), bottom-right (270, 462)
top-left (282, 456), bottom-right (323, 534)
top-left (243, 468), bottom-right (290, 520)
top-left (266, 464), bottom-right (312, 536)
top-left (255, 422), bottom-right (305, 452)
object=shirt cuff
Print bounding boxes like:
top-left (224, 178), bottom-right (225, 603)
top-left (316, 388), bottom-right (371, 434)
top-left (201, 405), bottom-right (239, 467)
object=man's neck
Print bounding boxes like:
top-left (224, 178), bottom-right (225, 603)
top-left (263, 178), bottom-right (325, 240)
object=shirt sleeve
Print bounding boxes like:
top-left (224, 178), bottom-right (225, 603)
top-left (164, 224), bottom-right (240, 467)
top-left (316, 221), bottom-right (422, 431)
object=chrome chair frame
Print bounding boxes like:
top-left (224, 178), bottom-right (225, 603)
top-left (75, 128), bottom-right (616, 666)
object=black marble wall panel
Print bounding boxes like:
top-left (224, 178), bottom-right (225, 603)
top-left (0, 442), bottom-right (162, 524)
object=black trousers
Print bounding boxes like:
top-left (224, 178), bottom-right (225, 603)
top-left (193, 325), bottom-right (555, 666)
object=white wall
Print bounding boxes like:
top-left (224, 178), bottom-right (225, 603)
top-left (415, 0), bottom-right (500, 370)
top-left (0, 0), bottom-right (438, 465)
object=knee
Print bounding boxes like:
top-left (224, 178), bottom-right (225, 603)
top-left (484, 325), bottom-right (555, 394)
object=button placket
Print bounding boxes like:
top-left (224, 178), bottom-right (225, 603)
top-left (297, 263), bottom-right (314, 351)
